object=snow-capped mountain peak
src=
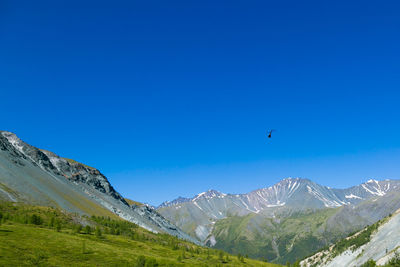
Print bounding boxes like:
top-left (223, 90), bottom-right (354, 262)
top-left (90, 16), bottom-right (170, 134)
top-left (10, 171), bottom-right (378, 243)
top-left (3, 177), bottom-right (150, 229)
top-left (158, 177), bottom-right (400, 236)
top-left (192, 189), bottom-right (226, 201)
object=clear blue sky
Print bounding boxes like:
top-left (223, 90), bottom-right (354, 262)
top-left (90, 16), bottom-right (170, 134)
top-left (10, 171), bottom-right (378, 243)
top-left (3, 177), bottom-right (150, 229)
top-left (1, 0), bottom-right (400, 205)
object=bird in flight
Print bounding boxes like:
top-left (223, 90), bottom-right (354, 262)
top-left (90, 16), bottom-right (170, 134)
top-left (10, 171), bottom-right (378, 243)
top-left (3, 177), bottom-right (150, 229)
top-left (267, 129), bottom-right (275, 138)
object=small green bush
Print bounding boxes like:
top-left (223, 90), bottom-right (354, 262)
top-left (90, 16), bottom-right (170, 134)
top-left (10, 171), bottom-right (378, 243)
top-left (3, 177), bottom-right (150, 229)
top-left (74, 224), bottom-right (83, 234)
top-left (56, 221), bottom-right (61, 232)
top-left (84, 225), bottom-right (92, 234)
top-left (135, 255), bottom-right (146, 267)
top-left (29, 214), bottom-right (43, 225)
top-left (145, 258), bottom-right (158, 267)
top-left (360, 259), bottom-right (376, 267)
top-left (95, 226), bottom-right (102, 237)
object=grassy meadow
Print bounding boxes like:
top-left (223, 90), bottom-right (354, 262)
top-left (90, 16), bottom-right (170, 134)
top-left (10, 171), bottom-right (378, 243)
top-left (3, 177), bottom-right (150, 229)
top-left (0, 201), bottom-right (280, 266)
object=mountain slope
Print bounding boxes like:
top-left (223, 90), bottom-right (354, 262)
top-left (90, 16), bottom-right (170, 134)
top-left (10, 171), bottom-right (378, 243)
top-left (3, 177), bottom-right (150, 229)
top-left (211, 207), bottom-right (340, 263)
top-left (302, 208), bottom-right (400, 266)
top-left (0, 131), bottom-right (196, 243)
top-left (209, 191), bottom-right (400, 264)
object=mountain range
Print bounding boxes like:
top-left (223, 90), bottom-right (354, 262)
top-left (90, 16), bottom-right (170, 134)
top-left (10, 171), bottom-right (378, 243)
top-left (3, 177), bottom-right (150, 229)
top-left (158, 177), bottom-right (400, 239)
top-left (157, 177), bottom-right (400, 263)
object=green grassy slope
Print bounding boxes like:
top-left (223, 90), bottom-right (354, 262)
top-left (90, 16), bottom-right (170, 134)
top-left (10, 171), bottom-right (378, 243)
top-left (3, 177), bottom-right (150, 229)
top-left (211, 208), bottom-right (341, 264)
top-left (0, 202), bottom-right (280, 267)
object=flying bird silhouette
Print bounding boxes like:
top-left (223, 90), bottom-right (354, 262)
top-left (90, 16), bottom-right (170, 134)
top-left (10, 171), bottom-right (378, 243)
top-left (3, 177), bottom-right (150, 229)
top-left (267, 130), bottom-right (275, 138)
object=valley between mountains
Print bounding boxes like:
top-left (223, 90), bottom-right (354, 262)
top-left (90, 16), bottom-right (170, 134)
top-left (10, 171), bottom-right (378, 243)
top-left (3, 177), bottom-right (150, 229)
top-left (1, 130), bottom-right (400, 266)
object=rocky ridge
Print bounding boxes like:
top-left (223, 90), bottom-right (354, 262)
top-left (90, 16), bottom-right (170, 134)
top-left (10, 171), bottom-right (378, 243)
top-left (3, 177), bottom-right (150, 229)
top-left (0, 131), bottom-right (197, 243)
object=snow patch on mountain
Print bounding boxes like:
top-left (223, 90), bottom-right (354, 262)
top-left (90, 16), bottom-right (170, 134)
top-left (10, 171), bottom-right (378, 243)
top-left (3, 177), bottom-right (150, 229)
top-left (362, 184), bottom-right (385, 196)
top-left (345, 194), bottom-right (363, 199)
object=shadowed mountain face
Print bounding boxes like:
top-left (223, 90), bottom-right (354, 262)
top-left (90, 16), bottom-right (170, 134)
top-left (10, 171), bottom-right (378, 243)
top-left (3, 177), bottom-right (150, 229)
top-left (0, 131), bottom-right (197, 243)
top-left (157, 177), bottom-right (400, 263)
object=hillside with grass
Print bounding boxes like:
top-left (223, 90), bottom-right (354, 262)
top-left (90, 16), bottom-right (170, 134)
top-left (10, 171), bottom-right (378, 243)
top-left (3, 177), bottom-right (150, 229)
top-left (210, 208), bottom-right (342, 264)
top-left (0, 201), bottom-right (280, 266)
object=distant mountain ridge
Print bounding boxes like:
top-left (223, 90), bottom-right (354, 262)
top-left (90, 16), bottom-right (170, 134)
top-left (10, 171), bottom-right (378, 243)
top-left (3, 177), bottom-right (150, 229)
top-left (159, 177), bottom-right (399, 211)
top-left (0, 131), bottom-right (197, 243)
top-left (157, 177), bottom-right (400, 248)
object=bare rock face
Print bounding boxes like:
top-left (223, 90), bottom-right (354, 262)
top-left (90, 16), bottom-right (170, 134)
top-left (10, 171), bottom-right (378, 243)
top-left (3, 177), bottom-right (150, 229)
top-left (0, 131), bottom-right (198, 244)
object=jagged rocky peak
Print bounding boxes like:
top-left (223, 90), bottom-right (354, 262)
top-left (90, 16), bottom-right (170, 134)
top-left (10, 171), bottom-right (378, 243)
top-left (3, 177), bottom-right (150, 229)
top-left (0, 131), bottom-right (127, 205)
top-left (1, 131), bottom-right (59, 172)
top-left (1, 131), bottom-right (24, 150)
